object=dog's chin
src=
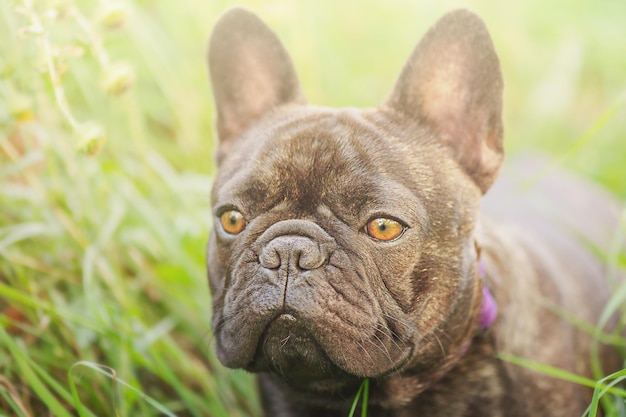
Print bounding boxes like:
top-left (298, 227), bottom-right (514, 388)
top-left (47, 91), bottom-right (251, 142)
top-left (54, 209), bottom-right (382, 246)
top-left (246, 313), bottom-right (344, 382)
top-left (242, 313), bottom-right (414, 385)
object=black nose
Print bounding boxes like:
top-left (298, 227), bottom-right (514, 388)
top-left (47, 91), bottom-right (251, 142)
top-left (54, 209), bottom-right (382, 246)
top-left (254, 220), bottom-right (336, 273)
top-left (259, 235), bottom-right (327, 270)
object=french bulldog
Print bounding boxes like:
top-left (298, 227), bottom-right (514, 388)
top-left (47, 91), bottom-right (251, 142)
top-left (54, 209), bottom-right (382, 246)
top-left (206, 8), bottom-right (624, 417)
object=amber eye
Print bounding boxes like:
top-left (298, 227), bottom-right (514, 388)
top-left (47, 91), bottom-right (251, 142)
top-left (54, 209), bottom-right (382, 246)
top-left (366, 218), bottom-right (406, 241)
top-left (220, 210), bottom-right (245, 235)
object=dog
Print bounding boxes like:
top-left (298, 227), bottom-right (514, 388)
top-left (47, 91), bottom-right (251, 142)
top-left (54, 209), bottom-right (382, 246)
top-left (206, 8), bottom-right (624, 417)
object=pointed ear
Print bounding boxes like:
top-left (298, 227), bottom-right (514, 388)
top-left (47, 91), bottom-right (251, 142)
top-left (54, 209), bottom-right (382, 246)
top-left (208, 8), bottom-right (305, 156)
top-left (386, 10), bottom-right (504, 193)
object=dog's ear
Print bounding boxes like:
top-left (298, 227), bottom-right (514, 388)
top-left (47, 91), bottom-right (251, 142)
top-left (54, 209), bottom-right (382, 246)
top-left (208, 8), bottom-right (304, 157)
top-left (386, 9), bottom-right (503, 193)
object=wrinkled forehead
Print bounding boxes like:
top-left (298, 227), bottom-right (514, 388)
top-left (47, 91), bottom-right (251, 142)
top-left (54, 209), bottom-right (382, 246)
top-left (213, 108), bottom-right (418, 217)
top-left (255, 110), bottom-right (384, 181)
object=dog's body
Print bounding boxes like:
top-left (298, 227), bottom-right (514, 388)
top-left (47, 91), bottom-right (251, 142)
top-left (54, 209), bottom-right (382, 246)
top-left (206, 9), bottom-right (623, 417)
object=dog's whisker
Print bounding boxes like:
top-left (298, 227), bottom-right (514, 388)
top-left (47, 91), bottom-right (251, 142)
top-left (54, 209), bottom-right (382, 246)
top-left (369, 331), bottom-right (394, 364)
top-left (430, 331), bottom-right (446, 357)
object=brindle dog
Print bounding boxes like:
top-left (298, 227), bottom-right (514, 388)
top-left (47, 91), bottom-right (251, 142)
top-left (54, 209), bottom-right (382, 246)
top-left (206, 8), bottom-right (624, 417)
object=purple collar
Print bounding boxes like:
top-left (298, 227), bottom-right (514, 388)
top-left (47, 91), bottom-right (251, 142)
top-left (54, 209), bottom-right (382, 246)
top-left (460, 259), bottom-right (497, 357)
top-left (478, 260), bottom-right (497, 330)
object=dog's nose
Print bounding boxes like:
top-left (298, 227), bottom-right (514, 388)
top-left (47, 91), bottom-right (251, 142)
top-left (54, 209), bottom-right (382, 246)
top-left (254, 219), bottom-right (336, 273)
top-left (259, 235), bottom-right (327, 270)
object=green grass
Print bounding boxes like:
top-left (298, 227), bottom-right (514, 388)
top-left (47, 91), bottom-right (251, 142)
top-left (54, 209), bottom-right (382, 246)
top-left (348, 378), bottom-right (370, 417)
top-left (0, 0), bottom-right (625, 416)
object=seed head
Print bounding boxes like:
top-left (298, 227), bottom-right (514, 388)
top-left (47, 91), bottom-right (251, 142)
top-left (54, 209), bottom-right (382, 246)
top-left (75, 122), bottom-right (106, 156)
top-left (97, 2), bottom-right (130, 29)
top-left (100, 62), bottom-right (135, 96)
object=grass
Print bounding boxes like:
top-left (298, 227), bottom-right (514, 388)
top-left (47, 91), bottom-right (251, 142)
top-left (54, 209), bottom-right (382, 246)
top-left (0, 0), bottom-right (625, 416)
top-left (348, 378), bottom-right (370, 417)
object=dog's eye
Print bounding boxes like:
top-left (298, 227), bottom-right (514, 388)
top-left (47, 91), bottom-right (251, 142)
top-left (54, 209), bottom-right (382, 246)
top-left (365, 218), bottom-right (406, 241)
top-left (220, 210), bottom-right (246, 235)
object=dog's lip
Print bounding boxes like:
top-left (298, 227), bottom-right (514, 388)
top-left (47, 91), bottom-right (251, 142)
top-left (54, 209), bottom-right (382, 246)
top-left (245, 310), bottom-right (416, 379)
top-left (257, 311), bottom-right (298, 335)
top-left (277, 312), bottom-right (296, 321)
top-left (261, 311), bottom-right (297, 330)
top-left (245, 310), bottom-right (325, 371)
top-left (375, 343), bottom-right (415, 378)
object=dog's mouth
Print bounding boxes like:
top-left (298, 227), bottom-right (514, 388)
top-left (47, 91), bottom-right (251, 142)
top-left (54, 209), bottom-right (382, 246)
top-left (246, 312), bottom-right (338, 379)
top-left (243, 309), bottom-right (415, 383)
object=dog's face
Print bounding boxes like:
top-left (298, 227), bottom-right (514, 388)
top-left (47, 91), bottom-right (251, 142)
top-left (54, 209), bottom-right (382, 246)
top-left (207, 9), bottom-right (503, 393)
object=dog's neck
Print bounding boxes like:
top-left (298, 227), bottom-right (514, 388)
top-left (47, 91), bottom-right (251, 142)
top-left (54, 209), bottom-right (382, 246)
top-left (460, 259), bottom-right (497, 356)
top-left (368, 256), bottom-right (497, 407)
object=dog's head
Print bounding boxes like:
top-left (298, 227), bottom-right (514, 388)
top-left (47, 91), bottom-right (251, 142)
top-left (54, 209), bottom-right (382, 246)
top-left (206, 8), bottom-right (503, 393)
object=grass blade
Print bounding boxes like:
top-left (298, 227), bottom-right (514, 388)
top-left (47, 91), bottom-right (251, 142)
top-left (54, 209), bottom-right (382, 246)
top-left (68, 361), bottom-right (177, 417)
top-left (497, 351), bottom-right (626, 398)
top-left (361, 378), bottom-right (370, 417)
top-left (348, 378), bottom-right (370, 417)
top-left (0, 326), bottom-right (74, 417)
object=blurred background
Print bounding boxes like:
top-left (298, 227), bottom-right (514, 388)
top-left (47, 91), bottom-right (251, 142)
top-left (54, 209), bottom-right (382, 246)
top-left (0, 0), bottom-right (624, 416)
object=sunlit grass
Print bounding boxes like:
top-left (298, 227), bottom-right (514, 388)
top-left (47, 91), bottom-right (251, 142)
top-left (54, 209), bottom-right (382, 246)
top-left (0, 0), bottom-right (625, 416)
top-left (497, 353), bottom-right (626, 417)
